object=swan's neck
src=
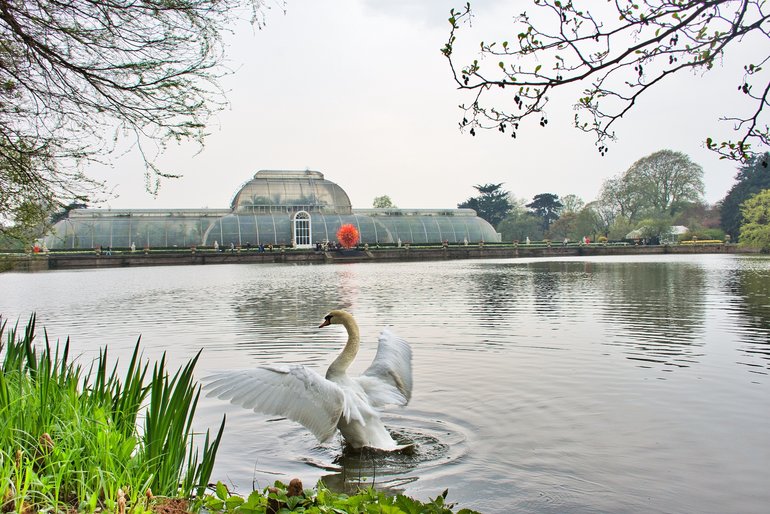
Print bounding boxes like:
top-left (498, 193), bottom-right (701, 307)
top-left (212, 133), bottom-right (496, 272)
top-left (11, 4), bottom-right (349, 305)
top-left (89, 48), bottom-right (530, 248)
top-left (326, 317), bottom-right (360, 378)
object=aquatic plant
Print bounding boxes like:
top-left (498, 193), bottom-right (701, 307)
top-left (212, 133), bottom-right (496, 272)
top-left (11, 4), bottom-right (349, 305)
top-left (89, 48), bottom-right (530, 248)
top-left (200, 479), bottom-right (481, 514)
top-left (0, 314), bottom-right (225, 513)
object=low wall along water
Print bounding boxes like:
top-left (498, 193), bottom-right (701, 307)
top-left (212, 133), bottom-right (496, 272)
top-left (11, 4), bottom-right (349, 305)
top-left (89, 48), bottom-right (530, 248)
top-left (1, 243), bottom-right (751, 272)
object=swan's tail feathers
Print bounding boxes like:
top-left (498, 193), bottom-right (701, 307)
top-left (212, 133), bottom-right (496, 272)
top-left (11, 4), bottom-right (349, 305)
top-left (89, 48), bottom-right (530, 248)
top-left (359, 328), bottom-right (413, 407)
top-left (203, 366), bottom-right (345, 443)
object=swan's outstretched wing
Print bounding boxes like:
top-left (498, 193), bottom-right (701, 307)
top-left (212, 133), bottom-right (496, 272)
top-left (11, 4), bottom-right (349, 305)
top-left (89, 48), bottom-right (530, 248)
top-left (204, 366), bottom-right (344, 443)
top-left (357, 328), bottom-right (412, 407)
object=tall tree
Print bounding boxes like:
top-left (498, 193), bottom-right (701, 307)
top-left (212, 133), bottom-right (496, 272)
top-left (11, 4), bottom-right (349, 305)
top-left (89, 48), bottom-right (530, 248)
top-left (0, 0), bottom-right (266, 238)
top-left (720, 153), bottom-right (770, 238)
top-left (573, 207), bottom-right (604, 240)
top-left (559, 194), bottom-right (585, 215)
top-left (373, 195), bottom-right (397, 208)
top-left (497, 211), bottom-right (544, 242)
top-left (594, 150), bottom-right (705, 229)
top-left (443, 1), bottom-right (770, 162)
top-left (547, 212), bottom-right (578, 240)
top-left (739, 189), bottom-right (770, 250)
top-left (549, 207), bottom-right (602, 241)
top-left (526, 193), bottom-right (562, 232)
top-left (458, 183), bottom-right (513, 227)
top-left (597, 176), bottom-right (646, 223)
top-left (623, 150), bottom-right (705, 216)
top-left (585, 200), bottom-right (617, 237)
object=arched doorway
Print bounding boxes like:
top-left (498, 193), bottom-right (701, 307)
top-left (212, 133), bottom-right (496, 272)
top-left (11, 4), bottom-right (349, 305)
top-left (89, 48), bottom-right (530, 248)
top-left (293, 211), bottom-right (312, 248)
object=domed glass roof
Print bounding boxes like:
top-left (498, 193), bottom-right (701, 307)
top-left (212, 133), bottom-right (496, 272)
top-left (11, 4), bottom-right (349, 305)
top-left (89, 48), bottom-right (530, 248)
top-left (230, 170), bottom-right (352, 214)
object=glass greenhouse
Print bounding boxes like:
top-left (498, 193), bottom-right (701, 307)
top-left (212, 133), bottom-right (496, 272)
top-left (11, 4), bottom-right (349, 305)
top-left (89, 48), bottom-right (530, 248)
top-left (44, 170), bottom-right (500, 249)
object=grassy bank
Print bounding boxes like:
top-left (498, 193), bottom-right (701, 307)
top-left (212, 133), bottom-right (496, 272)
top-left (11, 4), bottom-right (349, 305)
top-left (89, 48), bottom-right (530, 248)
top-left (0, 315), bottom-right (223, 512)
top-left (0, 317), bottom-right (478, 513)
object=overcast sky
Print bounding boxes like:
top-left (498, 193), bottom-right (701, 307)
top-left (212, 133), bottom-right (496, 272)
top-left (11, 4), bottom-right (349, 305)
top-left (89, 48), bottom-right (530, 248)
top-left (91, 0), bottom-right (760, 211)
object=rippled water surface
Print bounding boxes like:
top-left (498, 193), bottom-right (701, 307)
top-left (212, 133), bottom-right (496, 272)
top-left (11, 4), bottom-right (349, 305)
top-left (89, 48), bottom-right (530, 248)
top-left (1, 254), bottom-right (769, 513)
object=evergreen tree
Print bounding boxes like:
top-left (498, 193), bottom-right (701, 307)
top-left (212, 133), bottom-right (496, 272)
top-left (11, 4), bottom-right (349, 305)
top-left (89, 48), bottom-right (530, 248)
top-left (526, 193), bottom-right (563, 232)
top-left (720, 154), bottom-right (770, 239)
top-left (458, 183), bottom-right (513, 227)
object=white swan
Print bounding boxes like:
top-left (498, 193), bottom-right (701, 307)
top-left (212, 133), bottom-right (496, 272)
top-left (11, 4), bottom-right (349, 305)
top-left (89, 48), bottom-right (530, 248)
top-left (205, 310), bottom-right (413, 450)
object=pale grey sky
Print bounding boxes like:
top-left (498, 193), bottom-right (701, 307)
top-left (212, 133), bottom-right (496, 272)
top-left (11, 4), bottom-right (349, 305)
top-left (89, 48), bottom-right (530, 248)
top-left (92, 0), bottom-right (756, 211)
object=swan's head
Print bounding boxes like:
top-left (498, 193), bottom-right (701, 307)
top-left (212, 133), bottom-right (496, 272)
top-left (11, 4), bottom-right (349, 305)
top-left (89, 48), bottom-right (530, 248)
top-left (318, 309), bottom-right (351, 328)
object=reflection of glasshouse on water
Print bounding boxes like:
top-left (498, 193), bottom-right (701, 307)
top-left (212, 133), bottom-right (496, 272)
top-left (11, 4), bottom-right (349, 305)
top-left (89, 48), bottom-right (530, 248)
top-left (45, 170), bottom-right (500, 249)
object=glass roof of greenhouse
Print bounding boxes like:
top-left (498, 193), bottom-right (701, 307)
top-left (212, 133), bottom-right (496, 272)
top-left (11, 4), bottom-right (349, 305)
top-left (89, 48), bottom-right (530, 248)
top-left (230, 170), bottom-right (352, 214)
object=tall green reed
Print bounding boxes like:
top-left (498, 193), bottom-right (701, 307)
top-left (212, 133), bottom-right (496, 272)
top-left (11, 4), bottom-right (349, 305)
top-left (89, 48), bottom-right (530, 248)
top-left (0, 314), bottom-right (225, 512)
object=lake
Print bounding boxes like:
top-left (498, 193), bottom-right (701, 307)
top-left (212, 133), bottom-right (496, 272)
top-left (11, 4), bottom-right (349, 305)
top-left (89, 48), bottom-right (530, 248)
top-left (1, 254), bottom-right (768, 513)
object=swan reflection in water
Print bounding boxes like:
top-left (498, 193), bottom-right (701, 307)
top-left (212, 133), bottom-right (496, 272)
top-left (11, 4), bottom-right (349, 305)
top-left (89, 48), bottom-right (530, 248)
top-left (205, 310), bottom-right (414, 451)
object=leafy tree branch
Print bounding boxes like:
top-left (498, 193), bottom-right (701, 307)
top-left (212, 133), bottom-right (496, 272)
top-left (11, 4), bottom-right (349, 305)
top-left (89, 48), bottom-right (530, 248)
top-left (443, 1), bottom-right (770, 161)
